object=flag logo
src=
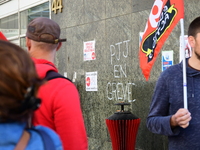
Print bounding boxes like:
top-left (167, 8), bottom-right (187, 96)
top-left (139, 0), bottom-right (184, 80)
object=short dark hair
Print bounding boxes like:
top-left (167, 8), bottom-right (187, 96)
top-left (0, 40), bottom-right (43, 122)
top-left (188, 16), bottom-right (200, 37)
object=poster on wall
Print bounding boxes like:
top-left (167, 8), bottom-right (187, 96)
top-left (179, 35), bottom-right (192, 62)
top-left (139, 32), bottom-right (144, 46)
top-left (85, 71), bottom-right (98, 91)
top-left (162, 50), bottom-right (173, 71)
top-left (83, 40), bottom-right (96, 61)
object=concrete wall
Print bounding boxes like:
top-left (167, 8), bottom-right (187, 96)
top-left (52, 0), bottom-right (200, 149)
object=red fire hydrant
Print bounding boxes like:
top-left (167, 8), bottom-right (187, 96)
top-left (105, 102), bottom-right (140, 150)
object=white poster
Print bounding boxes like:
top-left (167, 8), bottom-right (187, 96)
top-left (86, 71), bottom-right (98, 91)
top-left (83, 40), bottom-right (96, 61)
top-left (162, 50), bottom-right (173, 71)
top-left (179, 35), bottom-right (192, 62)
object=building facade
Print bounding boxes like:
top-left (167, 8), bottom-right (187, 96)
top-left (0, 0), bottom-right (49, 48)
top-left (1, 0), bottom-right (199, 150)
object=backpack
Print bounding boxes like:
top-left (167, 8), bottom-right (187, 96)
top-left (45, 70), bottom-right (72, 82)
top-left (30, 128), bottom-right (56, 150)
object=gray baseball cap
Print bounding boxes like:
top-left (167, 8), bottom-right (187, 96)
top-left (26, 17), bottom-right (66, 44)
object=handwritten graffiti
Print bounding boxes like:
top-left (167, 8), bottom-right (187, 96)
top-left (113, 64), bottom-right (127, 78)
top-left (110, 40), bottom-right (130, 64)
top-left (106, 82), bottom-right (136, 102)
top-left (106, 40), bottom-right (136, 102)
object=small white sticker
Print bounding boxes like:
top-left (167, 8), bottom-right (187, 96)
top-left (85, 71), bottom-right (98, 91)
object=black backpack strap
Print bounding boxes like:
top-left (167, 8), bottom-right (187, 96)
top-left (45, 70), bottom-right (72, 82)
top-left (30, 128), bottom-right (55, 150)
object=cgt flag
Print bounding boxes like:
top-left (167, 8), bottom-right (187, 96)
top-left (0, 32), bottom-right (7, 41)
top-left (139, 0), bottom-right (184, 81)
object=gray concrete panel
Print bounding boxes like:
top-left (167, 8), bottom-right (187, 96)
top-left (133, 0), bottom-right (154, 13)
top-left (84, 0), bottom-right (106, 23)
top-left (52, 0), bottom-right (200, 149)
top-left (106, 0), bottom-right (132, 18)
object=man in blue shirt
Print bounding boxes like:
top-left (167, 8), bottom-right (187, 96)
top-left (147, 16), bottom-right (200, 150)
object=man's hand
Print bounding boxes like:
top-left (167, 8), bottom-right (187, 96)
top-left (170, 108), bottom-right (191, 128)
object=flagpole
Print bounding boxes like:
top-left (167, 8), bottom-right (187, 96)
top-left (180, 19), bottom-right (188, 109)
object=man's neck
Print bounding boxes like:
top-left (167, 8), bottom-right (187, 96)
top-left (188, 57), bottom-right (200, 70)
top-left (29, 49), bottom-right (55, 64)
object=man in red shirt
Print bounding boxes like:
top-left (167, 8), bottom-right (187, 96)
top-left (25, 17), bottom-right (88, 150)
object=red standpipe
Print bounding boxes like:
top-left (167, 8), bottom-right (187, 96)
top-left (105, 102), bottom-right (140, 150)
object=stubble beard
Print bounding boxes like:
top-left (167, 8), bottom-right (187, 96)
top-left (194, 50), bottom-right (200, 61)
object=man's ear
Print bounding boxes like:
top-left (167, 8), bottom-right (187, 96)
top-left (26, 37), bottom-right (31, 51)
top-left (188, 36), bottom-right (195, 48)
top-left (56, 42), bottom-right (62, 51)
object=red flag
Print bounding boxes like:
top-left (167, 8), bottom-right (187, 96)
top-left (139, 0), bottom-right (184, 81)
top-left (0, 32), bottom-right (7, 41)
